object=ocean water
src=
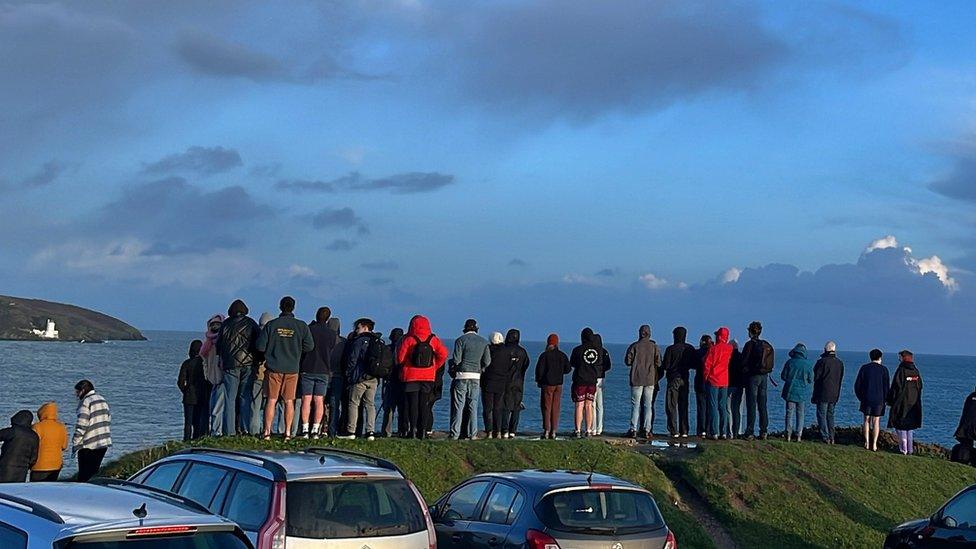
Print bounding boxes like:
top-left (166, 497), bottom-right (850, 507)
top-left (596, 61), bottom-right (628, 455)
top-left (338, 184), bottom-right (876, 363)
top-left (1, 330), bottom-right (973, 474)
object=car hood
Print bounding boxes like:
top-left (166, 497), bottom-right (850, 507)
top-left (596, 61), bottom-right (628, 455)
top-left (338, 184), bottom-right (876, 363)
top-left (891, 518), bottom-right (929, 533)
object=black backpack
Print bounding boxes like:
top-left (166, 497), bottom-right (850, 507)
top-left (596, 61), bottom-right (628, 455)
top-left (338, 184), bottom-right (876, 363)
top-left (411, 334), bottom-right (435, 368)
top-left (950, 443), bottom-right (974, 466)
top-left (365, 334), bottom-right (394, 379)
top-left (758, 340), bottom-right (775, 375)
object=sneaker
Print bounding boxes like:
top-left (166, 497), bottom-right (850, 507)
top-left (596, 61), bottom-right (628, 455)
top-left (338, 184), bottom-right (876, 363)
top-left (366, 432), bottom-right (376, 441)
top-left (298, 427), bottom-right (309, 440)
top-left (625, 429), bottom-right (637, 439)
top-left (681, 433), bottom-right (689, 438)
top-left (508, 433), bottom-right (516, 439)
top-left (337, 434), bottom-right (356, 440)
top-left (574, 430), bottom-right (582, 439)
top-left (311, 431), bottom-right (321, 440)
top-left (760, 432), bottom-right (768, 440)
top-left (638, 429), bottom-right (648, 439)
top-left (501, 432), bottom-right (509, 439)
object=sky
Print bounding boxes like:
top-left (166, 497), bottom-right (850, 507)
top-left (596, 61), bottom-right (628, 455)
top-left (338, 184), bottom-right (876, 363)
top-left (2, 0), bottom-right (976, 354)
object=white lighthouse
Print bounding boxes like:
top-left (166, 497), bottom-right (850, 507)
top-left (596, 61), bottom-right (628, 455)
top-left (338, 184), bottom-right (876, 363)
top-left (31, 319), bottom-right (59, 339)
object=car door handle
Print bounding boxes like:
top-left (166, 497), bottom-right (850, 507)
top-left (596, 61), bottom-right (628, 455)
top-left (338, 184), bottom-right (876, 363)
top-left (487, 536), bottom-right (501, 546)
top-left (451, 533), bottom-right (463, 542)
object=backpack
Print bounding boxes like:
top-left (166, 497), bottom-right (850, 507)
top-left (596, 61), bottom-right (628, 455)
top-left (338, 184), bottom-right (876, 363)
top-left (411, 335), bottom-right (435, 368)
top-left (758, 340), bottom-right (775, 375)
top-left (365, 334), bottom-right (394, 379)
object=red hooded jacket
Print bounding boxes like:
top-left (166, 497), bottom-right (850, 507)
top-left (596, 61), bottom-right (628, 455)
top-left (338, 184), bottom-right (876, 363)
top-left (704, 327), bottom-right (732, 388)
top-left (398, 315), bottom-right (449, 383)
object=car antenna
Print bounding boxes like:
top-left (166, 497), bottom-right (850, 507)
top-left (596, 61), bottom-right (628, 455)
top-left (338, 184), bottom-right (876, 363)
top-left (132, 503), bottom-right (148, 522)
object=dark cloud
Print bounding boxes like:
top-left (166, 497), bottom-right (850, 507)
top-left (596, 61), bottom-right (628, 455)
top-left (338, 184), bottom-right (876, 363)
top-left (929, 144), bottom-right (976, 203)
top-left (278, 171), bottom-right (454, 194)
top-left (140, 236), bottom-right (245, 257)
top-left (325, 239), bottom-right (355, 252)
top-left (275, 179), bottom-right (335, 193)
top-left (508, 258), bottom-right (528, 268)
top-left (595, 268), bottom-right (618, 277)
top-left (250, 162), bottom-right (282, 178)
top-left (19, 160), bottom-right (69, 188)
top-left (361, 261), bottom-right (398, 271)
top-left (142, 146), bottom-right (243, 176)
top-left (311, 207), bottom-right (368, 234)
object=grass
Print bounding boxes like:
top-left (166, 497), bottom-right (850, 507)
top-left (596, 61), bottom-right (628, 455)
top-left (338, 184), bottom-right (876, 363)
top-left (102, 437), bottom-right (715, 548)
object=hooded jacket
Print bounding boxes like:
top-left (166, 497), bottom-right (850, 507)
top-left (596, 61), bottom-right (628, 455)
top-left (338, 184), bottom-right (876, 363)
top-left (780, 344), bottom-right (814, 403)
top-left (503, 330), bottom-right (530, 406)
top-left (217, 300), bottom-right (259, 370)
top-left (256, 312), bottom-right (314, 374)
top-left (200, 314), bottom-right (224, 386)
top-left (301, 320), bottom-right (337, 377)
top-left (0, 410), bottom-right (39, 480)
top-left (484, 338), bottom-right (516, 393)
top-left (326, 318), bottom-right (346, 377)
top-left (694, 341), bottom-right (710, 392)
top-left (387, 328), bottom-right (405, 387)
top-left (662, 327), bottom-right (698, 384)
top-left (178, 340), bottom-right (209, 406)
top-left (812, 351), bottom-right (845, 404)
top-left (570, 328), bottom-right (604, 386)
top-left (450, 330), bottom-right (491, 379)
top-left (625, 325), bottom-right (662, 387)
top-left (535, 341), bottom-right (571, 388)
top-left (32, 403), bottom-right (67, 472)
top-left (954, 389), bottom-right (976, 442)
top-left (887, 359), bottom-right (923, 430)
top-left (703, 327), bottom-right (732, 388)
top-left (398, 315), bottom-right (449, 383)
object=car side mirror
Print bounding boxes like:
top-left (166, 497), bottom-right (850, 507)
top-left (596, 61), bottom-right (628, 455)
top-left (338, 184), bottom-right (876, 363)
top-left (942, 515), bottom-right (958, 529)
top-left (428, 505), bottom-right (438, 519)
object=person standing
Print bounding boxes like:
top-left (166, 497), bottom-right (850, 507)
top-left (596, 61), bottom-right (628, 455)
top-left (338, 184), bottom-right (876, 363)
top-left (448, 319), bottom-right (491, 440)
top-left (570, 328), bottom-right (603, 437)
top-left (299, 307), bottom-right (336, 439)
top-left (249, 312), bottom-right (273, 436)
top-left (326, 317), bottom-right (345, 437)
top-left (780, 343), bottom-right (814, 442)
top-left (624, 325), bottom-right (661, 439)
top-left (593, 333), bottom-right (611, 436)
top-left (381, 327), bottom-right (406, 438)
top-left (31, 402), bottom-right (67, 482)
top-left (695, 335), bottom-right (712, 437)
top-left (663, 327), bottom-right (697, 438)
top-left (703, 327), bottom-right (732, 440)
top-left (854, 349), bottom-right (889, 452)
top-left (887, 350), bottom-right (923, 455)
top-left (0, 411), bottom-right (38, 483)
top-left (482, 332), bottom-right (510, 439)
top-left (216, 299), bottom-right (259, 436)
top-left (954, 386), bottom-right (976, 451)
top-left (812, 341), bottom-right (844, 444)
top-left (199, 314), bottom-right (224, 436)
top-left (740, 321), bottom-right (774, 440)
top-left (257, 296), bottom-right (314, 440)
top-left (177, 340), bottom-right (209, 441)
top-left (72, 380), bottom-right (111, 482)
top-left (398, 315), bottom-right (449, 439)
top-left (502, 329), bottom-right (530, 438)
top-left (728, 339), bottom-right (745, 438)
top-left (339, 318), bottom-right (388, 441)
top-left (536, 333), bottom-right (570, 439)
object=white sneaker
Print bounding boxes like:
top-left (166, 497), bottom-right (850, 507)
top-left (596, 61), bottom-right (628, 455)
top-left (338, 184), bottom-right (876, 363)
top-left (337, 434), bottom-right (356, 440)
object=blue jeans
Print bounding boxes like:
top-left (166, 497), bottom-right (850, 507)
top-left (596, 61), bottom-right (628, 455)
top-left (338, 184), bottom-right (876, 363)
top-left (707, 384), bottom-right (729, 437)
top-left (745, 374), bottom-right (769, 437)
top-left (221, 368), bottom-right (243, 436)
top-left (630, 386), bottom-right (654, 432)
top-left (238, 367), bottom-right (256, 435)
top-left (786, 401), bottom-right (804, 437)
top-left (327, 375), bottom-right (345, 435)
top-left (595, 379), bottom-right (605, 433)
top-left (730, 386), bottom-right (745, 437)
top-left (816, 402), bottom-right (835, 442)
top-left (250, 375), bottom-right (265, 435)
top-left (209, 382), bottom-right (225, 436)
top-left (450, 379), bottom-right (480, 439)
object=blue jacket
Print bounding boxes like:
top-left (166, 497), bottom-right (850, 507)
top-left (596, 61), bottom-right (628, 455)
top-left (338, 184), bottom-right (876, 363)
top-left (855, 362), bottom-right (890, 408)
top-left (781, 344), bottom-right (814, 403)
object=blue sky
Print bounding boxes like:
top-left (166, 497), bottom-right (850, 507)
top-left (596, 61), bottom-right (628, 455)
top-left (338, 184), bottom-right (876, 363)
top-left (2, 1), bottom-right (976, 353)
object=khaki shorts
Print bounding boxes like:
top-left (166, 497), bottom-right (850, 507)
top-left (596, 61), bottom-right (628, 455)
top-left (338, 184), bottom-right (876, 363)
top-left (265, 372), bottom-right (298, 401)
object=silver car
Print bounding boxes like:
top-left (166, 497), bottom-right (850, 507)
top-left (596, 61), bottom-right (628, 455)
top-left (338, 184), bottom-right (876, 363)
top-left (129, 447), bottom-right (435, 549)
top-left (0, 479), bottom-right (252, 549)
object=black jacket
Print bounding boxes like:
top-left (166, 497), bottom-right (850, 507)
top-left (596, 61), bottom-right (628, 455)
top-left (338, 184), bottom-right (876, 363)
top-left (954, 390), bottom-right (976, 442)
top-left (887, 361), bottom-right (923, 430)
top-left (536, 347), bottom-right (571, 387)
top-left (484, 343), bottom-right (515, 393)
top-left (728, 346), bottom-right (746, 388)
top-left (741, 337), bottom-right (772, 376)
top-left (571, 328), bottom-right (603, 386)
top-left (662, 327), bottom-right (697, 384)
top-left (178, 342), bottom-right (209, 406)
top-left (812, 352), bottom-right (845, 404)
top-left (217, 302), bottom-right (259, 370)
top-left (594, 334), bottom-right (611, 379)
top-left (694, 345), bottom-right (710, 392)
top-left (503, 330), bottom-right (530, 406)
top-left (301, 321), bottom-right (337, 376)
top-left (0, 410), bottom-right (39, 481)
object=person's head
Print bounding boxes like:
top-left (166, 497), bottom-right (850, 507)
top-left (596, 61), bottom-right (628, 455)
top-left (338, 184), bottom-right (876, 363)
top-left (258, 312), bottom-right (273, 328)
top-left (505, 329), bottom-right (520, 345)
top-left (279, 296), bottom-right (296, 314)
top-left (639, 325), bottom-right (650, 339)
top-left (699, 334), bottom-right (713, 348)
top-left (581, 327), bottom-right (594, 344)
top-left (869, 348), bottom-right (883, 362)
top-left (748, 321), bottom-right (762, 339)
top-left (327, 317), bottom-right (341, 334)
top-left (188, 339), bottom-right (202, 359)
top-left (673, 326), bottom-right (687, 344)
top-left (463, 318), bottom-right (478, 333)
top-left (354, 318), bottom-right (375, 334)
top-left (316, 306), bottom-right (332, 324)
top-left (207, 315), bottom-right (223, 334)
top-left (547, 333), bottom-right (559, 349)
top-left (490, 332), bottom-right (504, 345)
top-left (390, 327), bottom-right (404, 344)
top-left (74, 379), bottom-right (95, 400)
top-left (731, 339), bottom-right (739, 351)
top-left (228, 299), bottom-right (249, 317)
top-left (824, 341), bottom-right (837, 353)
top-left (899, 349), bottom-right (914, 363)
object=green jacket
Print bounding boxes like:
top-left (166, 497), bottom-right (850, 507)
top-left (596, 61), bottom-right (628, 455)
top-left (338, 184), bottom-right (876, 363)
top-left (256, 313), bottom-right (314, 374)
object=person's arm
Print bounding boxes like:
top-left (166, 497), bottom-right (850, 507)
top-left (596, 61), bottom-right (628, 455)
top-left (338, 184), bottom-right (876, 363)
top-left (178, 361), bottom-right (190, 393)
top-left (397, 336), bottom-right (413, 365)
top-left (885, 369), bottom-right (898, 405)
top-left (433, 337), bottom-right (450, 367)
top-left (61, 425), bottom-right (69, 451)
top-left (625, 343), bottom-right (636, 367)
top-left (562, 352), bottom-right (572, 374)
top-left (535, 353), bottom-right (546, 384)
top-left (72, 399), bottom-right (90, 452)
top-left (481, 343), bottom-right (492, 372)
top-left (450, 338), bottom-right (464, 369)
top-left (255, 324), bottom-right (269, 353)
top-left (780, 361), bottom-right (789, 382)
top-left (302, 325), bottom-right (314, 353)
top-left (654, 344), bottom-right (662, 370)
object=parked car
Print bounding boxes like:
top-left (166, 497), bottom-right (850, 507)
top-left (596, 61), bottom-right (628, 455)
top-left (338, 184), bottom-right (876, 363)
top-left (885, 483), bottom-right (976, 547)
top-left (430, 469), bottom-right (677, 549)
top-left (0, 478), bottom-right (252, 549)
top-left (129, 447), bottom-right (435, 549)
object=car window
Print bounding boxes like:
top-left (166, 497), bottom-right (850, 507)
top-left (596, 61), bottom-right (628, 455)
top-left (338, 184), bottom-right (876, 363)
top-left (943, 489), bottom-right (976, 529)
top-left (222, 474), bottom-right (272, 531)
top-left (286, 479), bottom-right (426, 539)
top-left (142, 462), bottom-right (186, 491)
top-left (508, 491), bottom-right (525, 523)
top-left (537, 489), bottom-right (665, 535)
top-left (443, 481), bottom-right (489, 521)
top-left (481, 483), bottom-right (520, 524)
top-left (0, 523), bottom-right (27, 549)
top-left (176, 463), bottom-right (230, 509)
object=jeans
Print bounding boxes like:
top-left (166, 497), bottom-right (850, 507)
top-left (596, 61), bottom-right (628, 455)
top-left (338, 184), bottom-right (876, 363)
top-left (666, 378), bottom-right (690, 436)
top-left (346, 378), bottom-right (378, 434)
top-left (482, 389), bottom-right (506, 435)
top-left (730, 386), bottom-right (745, 437)
top-left (816, 402), bottom-right (836, 442)
top-left (630, 386), bottom-right (654, 432)
top-left (786, 401), bottom-right (804, 437)
top-left (238, 367), bottom-right (256, 434)
top-left (707, 384), bottom-right (729, 437)
top-left (183, 404), bottom-right (207, 441)
top-left (327, 375), bottom-right (345, 436)
top-left (695, 387), bottom-right (709, 435)
top-left (745, 374), bottom-right (769, 437)
top-left (595, 378), bottom-right (605, 434)
top-left (381, 379), bottom-right (404, 437)
top-left (503, 391), bottom-right (523, 434)
top-left (896, 429), bottom-right (914, 454)
top-left (450, 379), bottom-right (480, 439)
top-left (209, 382), bottom-right (226, 436)
top-left (221, 367), bottom-right (243, 436)
top-left (250, 375), bottom-right (265, 435)
top-left (541, 385), bottom-right (562, 434)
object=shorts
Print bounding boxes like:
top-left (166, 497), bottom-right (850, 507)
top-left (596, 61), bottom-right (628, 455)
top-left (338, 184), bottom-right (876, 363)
top-left (572, 384), bottom-right (597, 403)
top-left (860, 403), bottom-right (885, 417)
top-left (300, 373), bottom-right (330, 397)
top-left (266, 372), bottom-right (298, 401)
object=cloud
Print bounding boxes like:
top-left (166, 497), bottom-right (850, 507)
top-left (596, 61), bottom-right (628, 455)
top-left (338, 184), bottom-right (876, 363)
top-left (865, 235), bottom-right (899, 253)
top-left (508, 258), bottom-right (528, 268)
top-left (142, 146), bottom-right (243, 176)
top-left (325, 239), bottom-right (355, 252)
top-left (638, 273), bottom-right (686, 290)
top-left (275, 179), bottom-right (336, 193)
top-left (277, 171), bottom-right (455, 194)
top-left (286, 264), bottom-right (322, 285)
top-left (361, 260), bottom-right (399, 270)
top-left (250, 163), bottom-right (282, 178)
top-left (140, 236), bottom-right (245, 257)
top-left (915, 255), bottom-right (958, 292)
top-left (721, 268), bottom-right (742, 284)
top-left (19, 160), bottom-right (69, 188)
top-left (311, 207), bottom-right (369, 234)
top-left (595, 268), bottom-right (618, 277)
top-left (929, 140), bottom-right (976, 203)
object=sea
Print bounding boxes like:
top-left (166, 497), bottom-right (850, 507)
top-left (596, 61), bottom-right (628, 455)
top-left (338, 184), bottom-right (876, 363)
top-left (1, 330), bottom-right (973, 475)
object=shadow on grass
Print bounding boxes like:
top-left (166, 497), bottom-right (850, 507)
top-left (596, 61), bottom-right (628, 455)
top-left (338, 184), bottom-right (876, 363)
top-left (796, 469), bottom-right (895, 535)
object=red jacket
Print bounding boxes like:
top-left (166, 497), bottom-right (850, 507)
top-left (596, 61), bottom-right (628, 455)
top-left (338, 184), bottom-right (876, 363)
top-left (398, 315), bottom-right (449, 383)
top-left (704, 327), bottom-right (732, 388)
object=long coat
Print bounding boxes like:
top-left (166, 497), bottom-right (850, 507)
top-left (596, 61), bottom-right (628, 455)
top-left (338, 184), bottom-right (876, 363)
top-left (887, 361), bottom-right (923, 430)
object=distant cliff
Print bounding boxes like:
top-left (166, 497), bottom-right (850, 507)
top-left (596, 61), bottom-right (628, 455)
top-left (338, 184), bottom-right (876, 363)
top-left (0, 295), bottom-right (145, 341)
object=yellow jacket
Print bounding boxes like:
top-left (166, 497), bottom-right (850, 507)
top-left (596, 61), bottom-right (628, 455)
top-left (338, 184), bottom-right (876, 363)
top-left (32, 402), bottom-right (68, 471)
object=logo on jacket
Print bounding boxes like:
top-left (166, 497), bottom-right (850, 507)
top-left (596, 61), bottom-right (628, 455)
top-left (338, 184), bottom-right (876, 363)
top-left (611, 543), bottom-right (623, 549)
top-left (583, 349), bottom-right (599, 364)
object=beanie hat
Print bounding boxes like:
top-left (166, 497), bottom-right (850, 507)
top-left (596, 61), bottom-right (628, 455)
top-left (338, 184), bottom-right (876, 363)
top-left (463, 318), bottom-right (478, 333)
top-left (547, 333), bottom-right (559, 348)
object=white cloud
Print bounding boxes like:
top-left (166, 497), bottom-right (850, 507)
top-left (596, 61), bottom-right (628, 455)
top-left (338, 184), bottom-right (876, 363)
top-left (915, 255), bottom-right (958, 292)
top-left (865, 235), bottom-right (899, 252)
top-left (287, 264), bottom-right (317, 278)
top-left (721, 267), bottom-right (742, 284)
top-left (639, 273), bottom-right (670, 290)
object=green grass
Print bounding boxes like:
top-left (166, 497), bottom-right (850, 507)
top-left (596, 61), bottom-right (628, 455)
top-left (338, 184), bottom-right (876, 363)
top-left (660, 439), bottom-right (976, 548)
top-left (102, 437), bottom-right (714, 548)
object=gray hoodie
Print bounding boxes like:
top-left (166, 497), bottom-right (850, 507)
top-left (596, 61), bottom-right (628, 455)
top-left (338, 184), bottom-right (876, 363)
top-left (625, 325), bottom-right (662, 387)
top-left (450, 331), bottom-right (491, 379)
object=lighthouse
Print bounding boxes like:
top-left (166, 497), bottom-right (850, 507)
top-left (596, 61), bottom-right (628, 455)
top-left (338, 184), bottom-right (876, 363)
top-left (31, 319), bottom-right (59, 339)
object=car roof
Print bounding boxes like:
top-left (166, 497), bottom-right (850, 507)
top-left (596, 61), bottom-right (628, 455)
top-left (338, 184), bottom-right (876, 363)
top-left (470, 470), bottom-right (646, 493)
top-left (165, 447), bottom-right (405, 481)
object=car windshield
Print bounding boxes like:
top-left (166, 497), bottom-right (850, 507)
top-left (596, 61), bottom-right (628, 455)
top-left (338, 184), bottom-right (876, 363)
top-left (536, 489), bottom-right (665, 535)
top-left (65, 531), bottom-right (250, 548)
top-left (286, 479), bottom-right (425, 539)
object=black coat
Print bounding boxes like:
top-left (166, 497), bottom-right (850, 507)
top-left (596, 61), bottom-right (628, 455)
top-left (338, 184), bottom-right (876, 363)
top-left (812, 352), bottom-right (844, 404)
top-left (502, 330), bottom-right (530, 409)
top-left (0, 411), bottom-right (39, 482)
top-left (217, 310), bottom-right (259, 370)
top-left (571, 328), bottom-right (603, 386)
top-left (300, 321), bottom-right (337, 376)
top-left (693, 346), bottom-right (709, 392)
top-left (887, 361), bottom-right (923, 430)
top-left (662, 327), bottom-right (696, 384)
top-left (483, 343), bottom-right (515, 393)
top-left (536, 348), bottom-right (571, 387)
top-left (954, 390), bottom-right (976, 442)
top-left (728, 348), bottom-right (747, 389)
top-left (178, 356), bottom-right (209, 406)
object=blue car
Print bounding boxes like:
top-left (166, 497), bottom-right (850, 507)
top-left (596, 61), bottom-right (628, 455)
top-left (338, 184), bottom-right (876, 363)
top-left (885, 483), bottom-right (976, 547)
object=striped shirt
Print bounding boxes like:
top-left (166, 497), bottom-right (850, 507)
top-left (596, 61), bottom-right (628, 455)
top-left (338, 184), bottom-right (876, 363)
top-left (73, 391), bottom-right (112, 451)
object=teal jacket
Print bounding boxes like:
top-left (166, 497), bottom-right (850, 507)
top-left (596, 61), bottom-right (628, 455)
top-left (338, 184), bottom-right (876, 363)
top-left (256, 313), bottom-right (314, 374)
top-left (781, 344), bottom-right (814, 403)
